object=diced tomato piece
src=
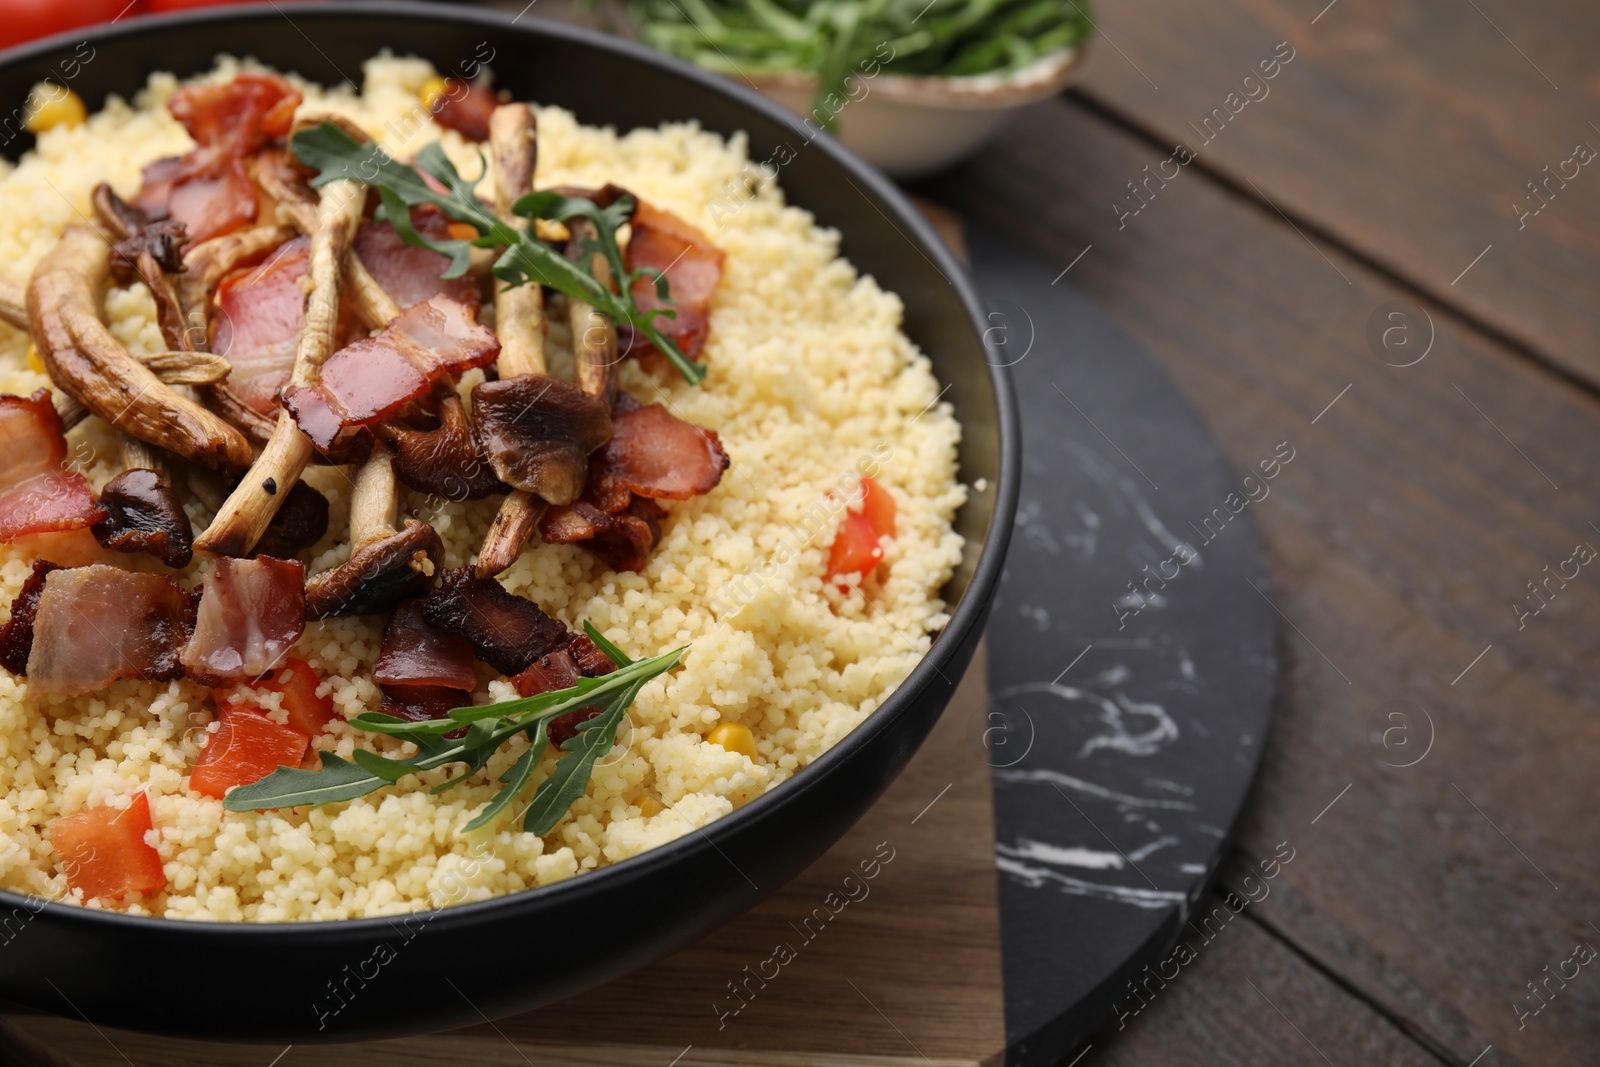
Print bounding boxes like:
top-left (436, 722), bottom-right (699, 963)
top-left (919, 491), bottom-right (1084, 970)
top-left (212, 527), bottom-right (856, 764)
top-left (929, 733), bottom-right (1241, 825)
top-left (429, 80), bottom-right (498, 142)
top-left (826, 477), bottom-right (896, 584)
top-left (827, 511), bottom-right (884, 582)
top-left (190, 707), bottom-right (309, 799)
top-left (48, 793), bottom-right (165, 901)
top-left (212, 657), bottom-right (336, 738)
top-left (860, 476), bottom-right (896, 538)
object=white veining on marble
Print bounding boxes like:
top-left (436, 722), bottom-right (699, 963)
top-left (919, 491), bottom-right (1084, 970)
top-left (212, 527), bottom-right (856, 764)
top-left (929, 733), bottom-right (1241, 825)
top-left (996, 681), bottom-right (1179, 758)
top-left (998, 838), bottom-right (1126, 870)
top-left (996, 856), bottom-right (1188, 908)
top-left (992, 768), bottom-right (1199, 811)
top-left (1068, 440), bottom-right (1202, 570)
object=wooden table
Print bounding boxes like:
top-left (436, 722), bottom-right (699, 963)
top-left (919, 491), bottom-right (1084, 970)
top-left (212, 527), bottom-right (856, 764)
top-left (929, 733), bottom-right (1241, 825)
top-left (923, 1), bottom-right (1600, 1063)
top-left (8, 2), bottom-right (1598, 1065)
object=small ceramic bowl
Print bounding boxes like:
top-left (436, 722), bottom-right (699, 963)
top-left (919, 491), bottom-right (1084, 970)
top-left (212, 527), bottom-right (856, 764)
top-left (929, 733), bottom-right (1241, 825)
top-left (745, 46), bottom-right (1086, 179)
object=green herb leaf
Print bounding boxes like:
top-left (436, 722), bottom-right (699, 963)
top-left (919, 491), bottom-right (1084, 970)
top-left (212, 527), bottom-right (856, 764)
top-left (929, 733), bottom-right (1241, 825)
top-left (224, 751), bottom-right (384, 810)
top-left (582, 620), bottom-right (635, 668)
top-left (462, 722), bottom-right (549, 833)
top-left (523, 682), bottom-right (641, 835)
top-left (288, 122), bottom-right (706, 386)
top-left (222, 631), bottom-right (685, 837)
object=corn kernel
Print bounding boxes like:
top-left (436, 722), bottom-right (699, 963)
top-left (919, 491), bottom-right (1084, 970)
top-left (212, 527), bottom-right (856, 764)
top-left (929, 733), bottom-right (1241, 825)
top-left (419, 76), bottom-right (449, 112)
top-left (25, 87), bottom-right (86, 134)
top-left (708, 722), bottom-right (756, 758)
top-left (637, 796), bottom-right (662, 817)
top-left (25, 343), bottom-right (44, 374)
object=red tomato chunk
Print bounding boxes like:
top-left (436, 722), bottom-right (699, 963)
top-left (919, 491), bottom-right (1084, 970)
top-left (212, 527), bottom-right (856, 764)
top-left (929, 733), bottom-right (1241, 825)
top-left (48, 793), bottom-right (165, 901)
top-left (190, 707), bottom-right (309, 799)
top-left (826, 477), bottom-right (897, 584)
top-left (212, 657), bottom-right (336, 738)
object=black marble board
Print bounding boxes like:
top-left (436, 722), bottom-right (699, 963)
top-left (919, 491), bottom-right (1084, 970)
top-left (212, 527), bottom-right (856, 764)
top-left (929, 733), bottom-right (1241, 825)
top-left (967, 227), bottom-right (1279, 1066)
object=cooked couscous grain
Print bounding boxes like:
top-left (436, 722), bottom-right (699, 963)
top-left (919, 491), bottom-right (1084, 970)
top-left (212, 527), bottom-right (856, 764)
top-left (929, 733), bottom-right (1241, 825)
top-left (0, 55), bottom-right (963, 920)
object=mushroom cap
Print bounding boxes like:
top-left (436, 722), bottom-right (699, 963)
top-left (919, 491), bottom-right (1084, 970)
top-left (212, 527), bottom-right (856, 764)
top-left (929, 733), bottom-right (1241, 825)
top-left (304, 519), bottom-right (443, 619)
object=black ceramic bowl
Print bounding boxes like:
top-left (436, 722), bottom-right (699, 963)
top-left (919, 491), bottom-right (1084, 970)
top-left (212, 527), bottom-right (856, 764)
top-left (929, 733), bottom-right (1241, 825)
top-left (0, 2), bottom-right (1017, 1043)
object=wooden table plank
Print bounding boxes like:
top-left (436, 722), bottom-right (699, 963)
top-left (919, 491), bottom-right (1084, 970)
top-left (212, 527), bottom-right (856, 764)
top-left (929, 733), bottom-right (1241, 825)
top-left (1067, 0), bottom-right (1600, 388)
top-left (925, 94), bottom-right (1600, 1066)
top-left (1086, 885), bottom-right (1443, 1067)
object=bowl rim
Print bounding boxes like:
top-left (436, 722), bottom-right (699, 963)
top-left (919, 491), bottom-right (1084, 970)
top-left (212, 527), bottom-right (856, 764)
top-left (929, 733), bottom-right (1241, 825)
top-left (740, 46), bottom-right (1086, 110)
top-left (0, 0), bottom-right (1021, 939)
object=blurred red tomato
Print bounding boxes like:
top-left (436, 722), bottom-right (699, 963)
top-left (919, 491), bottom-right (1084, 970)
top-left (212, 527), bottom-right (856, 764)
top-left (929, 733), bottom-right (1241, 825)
top-left (0, 0), bottom-right (131, 51)
top-left (146, 0), bottom-right (314, 8)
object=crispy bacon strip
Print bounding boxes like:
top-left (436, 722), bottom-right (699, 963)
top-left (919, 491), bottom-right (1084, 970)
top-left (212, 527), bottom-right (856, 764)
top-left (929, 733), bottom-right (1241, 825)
top-left (594, 396), bottom-right (729, 501)
top-left (212, 235), bottom-right (310, 416)
top-left (354, 211), bottom-right (483, 313)
top-left (179, 556), bottom-right (307, 686)
top-left (429, 80), bottom-right (498, 142)
top-left (539, 496), bottom-right (665, 573)
top-left (26, 565), bottom-right (198, 695)
top-left (282, 297), bottom-right (499, 452)
top-left (0, 390), bottom-right (107, 543)
top-left (137, 73), bottom-right (301, 243)
top-left (421, 568), bottom-right (569, 676)
top-left (624, 199), bottom-right (725, 362)
top-left (379, 683), bottom-right (467, 725)
top-left (374, 599), bottom-right (477, 691)
top-left (509, 631), bottom-right (617, 747)
top-left (0, 559), bottom-right (62, 675)
top-left (536, 396), bottom-right (726, 571)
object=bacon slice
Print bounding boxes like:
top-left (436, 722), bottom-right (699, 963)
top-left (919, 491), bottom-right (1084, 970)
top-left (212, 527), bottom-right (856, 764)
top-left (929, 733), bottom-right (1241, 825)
top-left (509, 632), bottom-right (617, 747)
top-left (179, 556), bottom-right (307, 686)
top-left (354, 210), bottom-right (482, 313)
top-left (429, 80), bottom-right (498, 142)
top-left (624, 200), bottom-right (725, 362)
top-left (212, 235), bottom-right (310, 415)
top-left (213, 237), bottom-right (369, 417)
top-left (282, 297), bottom-right (499, 452)
top-left (539, 496), bottom-right (664, 573)
top-left (470, 374), bottom-right (612, 506)
top-left (379, 683), bottom-right (468, 725)
top-left (0, 391), bottom-right (107, 543)
top-left (421, 568), bottom-right (569, 676)
top-left (0, 559), bottom-right (63, 675)
top-left (138, 73), bottom-right (302, 244)
top-left (26, 565), bottom-right (198, 696)
top-left (375, 599), bottom-right (477, 690)
top-left (592, 396), bottom-right (729, 501)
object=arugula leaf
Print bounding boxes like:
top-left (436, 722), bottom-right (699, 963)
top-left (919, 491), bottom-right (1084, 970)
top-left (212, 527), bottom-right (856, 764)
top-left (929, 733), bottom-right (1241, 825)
top-left (582, 619), bottom-right (635, 668)
top-left (223, 634), bottom-right (686, 836)
top-left (462, 721), bottom-right (548, 833)
top-left (289, 122), bottom-right (706, 386)
top-left (523, 681), bottom-right (642, 835)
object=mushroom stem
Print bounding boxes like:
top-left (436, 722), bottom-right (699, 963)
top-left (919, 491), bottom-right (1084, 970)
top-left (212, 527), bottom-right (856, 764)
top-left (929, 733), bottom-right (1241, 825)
top-left (119, 432), bottom-right (163, 473)
top-left (259, 112), bottom-right (401, 332)
top-left (477, 104), bottom-right (556, 578)
top-left (350, 444), bottom-right (400, 549)
top-left (193, 170), bottom-right (366, 556)
top-left (26, 225), bottom-right (254, 471)
top-left (53, 392), bottom-right (87, 431)
top-left (490, 105), bottom-right (544, 380)
top-left (0, 278), bottom-right (26, 331)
